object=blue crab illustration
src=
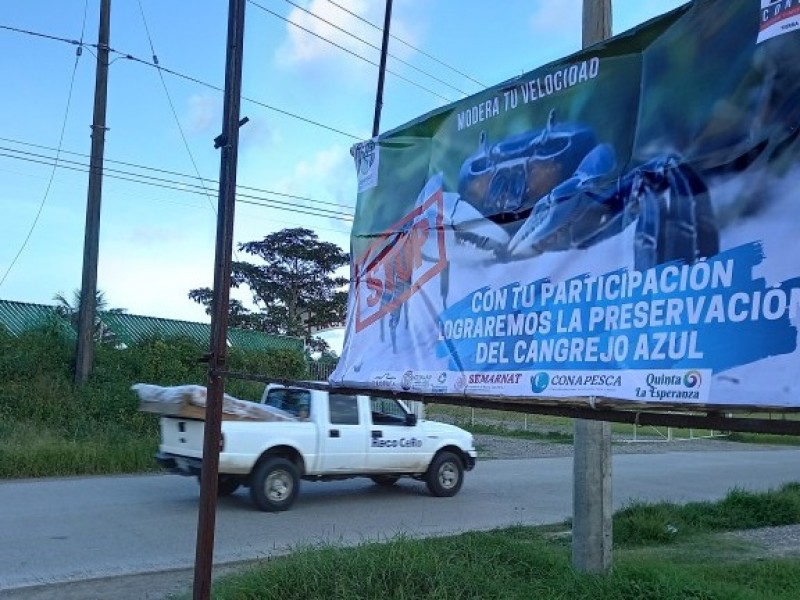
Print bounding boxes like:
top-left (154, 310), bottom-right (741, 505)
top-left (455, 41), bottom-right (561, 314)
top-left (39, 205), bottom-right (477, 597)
top-left (455, 110), bottom-right (719, 271)
top-left (375, 111), bottom-right (720, 352)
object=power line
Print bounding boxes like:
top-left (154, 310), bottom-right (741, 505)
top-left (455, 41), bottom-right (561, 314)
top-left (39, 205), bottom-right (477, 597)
top-left (0, 145), bottom-right (355, 220)
top-left (0, 21), bottom-right (364, 140)
top-left (109, 49), bottom-right (364, 140)
top-left (277, 0), bottom-right (470, 97)
top-left (325, 0), bottom-right (486, 89)
top-left (0, 0), bottom-right (89, 288)
top-left (0, 136), bottom-right (354, 212)
top-left (247, 0), bottom-right (453, 103)
top-left (0, 23), bottom-right (82, 47)
top-left (136, 0), bottom-right (217, 214)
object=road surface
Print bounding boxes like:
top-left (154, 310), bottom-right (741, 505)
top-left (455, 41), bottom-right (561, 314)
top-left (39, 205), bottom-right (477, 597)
top-left (1, 449), bottom-right (799, 596)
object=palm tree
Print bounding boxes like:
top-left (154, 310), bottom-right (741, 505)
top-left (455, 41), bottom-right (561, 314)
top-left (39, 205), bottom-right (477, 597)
top-left (53, 289), bottom-right (125, 343)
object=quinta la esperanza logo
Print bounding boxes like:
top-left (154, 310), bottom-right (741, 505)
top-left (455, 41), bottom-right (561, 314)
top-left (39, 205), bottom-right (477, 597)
top-left (531, 372), bottom-right (550, 393)
top-left (683, 370), bottom-right (702, 388)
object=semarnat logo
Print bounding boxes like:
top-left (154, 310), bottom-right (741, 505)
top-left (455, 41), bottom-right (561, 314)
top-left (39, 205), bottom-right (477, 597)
top-left (353, 185), bottom-right (447, 332)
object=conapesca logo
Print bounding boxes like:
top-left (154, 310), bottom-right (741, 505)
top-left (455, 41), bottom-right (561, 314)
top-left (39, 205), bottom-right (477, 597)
top-left (549, 374), bottom-right (622, 387)
top-left (531, 372), bottom-right (550, 393)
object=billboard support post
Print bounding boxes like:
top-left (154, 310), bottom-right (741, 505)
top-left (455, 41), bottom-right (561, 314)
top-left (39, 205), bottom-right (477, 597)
top-left (573, 0), bottom-right (613, 576)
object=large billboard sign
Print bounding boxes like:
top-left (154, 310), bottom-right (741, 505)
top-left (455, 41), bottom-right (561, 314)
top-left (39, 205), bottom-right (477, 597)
top-left (331, 0), bottom-right (800, 409)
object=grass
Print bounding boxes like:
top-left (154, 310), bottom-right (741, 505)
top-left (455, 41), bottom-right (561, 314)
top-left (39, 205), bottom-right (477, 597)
top-left (190, 484), bottom-right (800, 600)
top-left (0, 325), bottom-right (307, 479)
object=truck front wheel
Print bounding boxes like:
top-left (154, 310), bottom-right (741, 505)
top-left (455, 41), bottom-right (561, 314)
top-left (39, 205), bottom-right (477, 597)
top-left (425, 451), bottom-right (464, 497)
top-left (250, 457), bottom-right (300, 512)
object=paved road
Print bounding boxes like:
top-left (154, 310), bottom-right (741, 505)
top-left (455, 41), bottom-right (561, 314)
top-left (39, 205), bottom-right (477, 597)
top-left (2, 449), bottom-right (799, 595)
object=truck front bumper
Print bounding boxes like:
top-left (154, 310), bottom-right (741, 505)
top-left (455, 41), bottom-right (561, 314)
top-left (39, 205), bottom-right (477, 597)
top-left (156, 452), bottom-right (202, 477)
top-left (465, 451), bottom-right (477, 471)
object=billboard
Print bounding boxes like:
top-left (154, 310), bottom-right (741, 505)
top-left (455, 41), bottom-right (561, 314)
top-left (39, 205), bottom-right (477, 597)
top-left (331, 0), bottom-right (800, 408)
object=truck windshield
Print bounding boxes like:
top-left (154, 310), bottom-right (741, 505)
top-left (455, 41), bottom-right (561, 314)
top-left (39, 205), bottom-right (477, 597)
top-left (264, 388), bottom-right (311, 418)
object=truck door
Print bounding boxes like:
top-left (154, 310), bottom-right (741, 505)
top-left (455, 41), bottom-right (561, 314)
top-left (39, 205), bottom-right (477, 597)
top-left (318, 393), bottom-right (367, 472)
top-left (367, 397), bottom-right (428, 472)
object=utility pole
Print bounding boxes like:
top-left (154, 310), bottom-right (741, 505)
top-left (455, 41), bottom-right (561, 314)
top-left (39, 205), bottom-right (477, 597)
top-left (372, 0), bottom-right (393, 137)
top-left (573, 0), bottom-right (613, 576)
top-left (192, 1), bottom-right (246, 598)
top-left (75, 0), bottom-right (111, 385)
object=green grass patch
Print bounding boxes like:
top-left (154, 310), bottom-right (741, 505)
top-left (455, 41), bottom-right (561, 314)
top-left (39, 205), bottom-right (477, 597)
top-left (615, 483), bottom-right (800, 545)
top-left (468, 422), bottom-right (573, 443)
top-left (0, 325), bottom-right (307, 478)
top-left (203, 529), bottom-right (800, 600)
top-left (197, 485), bottom-right (800, 600)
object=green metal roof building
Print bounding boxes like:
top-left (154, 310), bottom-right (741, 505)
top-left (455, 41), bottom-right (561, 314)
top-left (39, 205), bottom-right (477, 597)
top-left (0, 299), bottom-right (303, 353)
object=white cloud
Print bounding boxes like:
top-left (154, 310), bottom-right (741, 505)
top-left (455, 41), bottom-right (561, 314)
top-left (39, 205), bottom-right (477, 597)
top-left (275, 0), bottom-right (379, 68)
top-left (529, 0), bottom-right (582, 34)
top-left (186, 93), bottom-right (221, 134)
top-left (284, 144), bottom-right (357, 232)
top-left (100, 251), bottom-right (213, 322)
top-left (273, 0), bottom-right (423, 88)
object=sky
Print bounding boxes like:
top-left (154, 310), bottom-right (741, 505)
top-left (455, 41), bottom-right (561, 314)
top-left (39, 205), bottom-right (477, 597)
top-left (0, 0), bottom-right (688, 352)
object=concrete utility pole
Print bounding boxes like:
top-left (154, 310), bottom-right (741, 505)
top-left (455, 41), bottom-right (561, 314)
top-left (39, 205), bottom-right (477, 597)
top-left (573, 0), bottom-right (613, 575)
top-left (75, 0), bottom-right (111, 385)
top-left (192, 1), bottom-right (246, 598)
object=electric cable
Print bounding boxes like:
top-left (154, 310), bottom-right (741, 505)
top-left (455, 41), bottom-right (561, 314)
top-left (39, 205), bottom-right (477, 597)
top-left (0, 21), bottom-right (363, 140)
top-left (0, 137), bottom-right (354, 212)
top-left (136, 0), bottom-right (218, 214)
top-left (325, 0), bottom-right (486, 88)
top-left (0, 0), bottom-right (89, 288)
top-left (277, 0), bottom-right (470, 97)
top-left (247, 0), bottom-right (453, 103)
top-left (0, 146), bottom-right (355, 220)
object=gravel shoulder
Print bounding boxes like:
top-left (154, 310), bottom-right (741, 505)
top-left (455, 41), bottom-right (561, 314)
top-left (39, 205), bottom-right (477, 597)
top-left (473, 432), bottom-right (793, 460)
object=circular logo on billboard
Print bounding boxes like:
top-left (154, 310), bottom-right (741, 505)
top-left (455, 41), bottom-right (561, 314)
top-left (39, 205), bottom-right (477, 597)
top-left (530, 372), bottom-right (550, 393)
top-left (401, 370), bottom-right (414, 391)
top-left (437, 372), bottom-right (447, 384)
top-left (683, 370), bottom-right (702, 388)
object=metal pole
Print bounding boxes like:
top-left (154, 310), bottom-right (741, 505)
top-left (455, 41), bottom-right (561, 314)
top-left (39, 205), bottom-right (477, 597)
top-left (75, 0), bottom-right (111, 385)
top-left (193, 1), bottom-right (246, 598)
top-left (573, 0), bottom-right (613, 576)
top-left (372, 0), bottom-right (393, 137)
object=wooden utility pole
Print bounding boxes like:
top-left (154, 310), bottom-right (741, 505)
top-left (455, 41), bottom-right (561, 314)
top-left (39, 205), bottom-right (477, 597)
top-left (75, 0), bottom-right (111, 385)
top-left (573, 0), bottom-right (613, 576)
top-left (192, 1), bottom-right (246, 598)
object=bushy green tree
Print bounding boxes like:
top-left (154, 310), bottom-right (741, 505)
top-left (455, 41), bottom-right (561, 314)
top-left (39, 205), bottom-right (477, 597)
top-left (189, 228), bottom-right (349, 351)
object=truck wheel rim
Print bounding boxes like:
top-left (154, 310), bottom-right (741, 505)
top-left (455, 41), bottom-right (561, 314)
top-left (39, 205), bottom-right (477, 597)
top-left (265, 469), bottom-right (293, 502)
top-left (438, 462), bottom-right (458, 489)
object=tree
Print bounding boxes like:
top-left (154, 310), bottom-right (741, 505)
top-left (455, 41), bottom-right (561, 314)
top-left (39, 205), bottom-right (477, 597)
top-left (53, 289), bottom-right (126, 344)
top-left (189, 228), bottom-right (349, 349)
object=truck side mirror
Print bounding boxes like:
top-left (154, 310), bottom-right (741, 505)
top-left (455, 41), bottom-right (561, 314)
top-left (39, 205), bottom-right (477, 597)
top-left (405, 413), bottom-right (418, 426)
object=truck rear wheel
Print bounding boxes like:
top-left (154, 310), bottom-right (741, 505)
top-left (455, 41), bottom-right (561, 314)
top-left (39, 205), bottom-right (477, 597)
top-left (425, 451), bottom-right (464, 497)
top-left (250, 457), bottom-right (299, 512)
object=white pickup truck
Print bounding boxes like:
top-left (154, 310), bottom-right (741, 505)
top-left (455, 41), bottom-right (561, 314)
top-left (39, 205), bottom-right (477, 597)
top-left (155, 384), bottom-right (477, 511)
